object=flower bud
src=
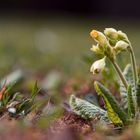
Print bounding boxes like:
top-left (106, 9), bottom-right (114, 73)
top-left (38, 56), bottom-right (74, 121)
top-left (104, 28), bottom-right (118, 40)
top-left (104, 28), bottom-right (129, 42)
top-left (90, 44), bottom-right (104, 55)
top-left (117, 31), bottom-right (128, 40)
top-left (114, 40), bottom-right (129, 54)
top-left (90, 57), bottom-right (106, 75)
top-left (90, 30), bottom-right (108, 47)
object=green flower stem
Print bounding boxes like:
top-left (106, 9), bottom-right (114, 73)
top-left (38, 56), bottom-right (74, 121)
top-left (109, 59), bottom-right (128, 90)
top-left (127, 43), bottom-right (138, 86)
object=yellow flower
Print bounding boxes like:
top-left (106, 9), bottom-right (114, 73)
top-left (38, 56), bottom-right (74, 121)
top-left (90, 57), bottom-right (106, 75)
top-left (90, 44), bottom-right (104, 55)
top-left (90, 30), bottom-right (98, 38)
top-left (90, 30), bottom-right (108, 47)
top-left (117, 31), bottom-right (128, 40)
top-left (114, 40), bottom-right (129, 54)
top-left (104, 28), bottom-right (128, 42)
top-left (104, 28), bottom-right (118, 40)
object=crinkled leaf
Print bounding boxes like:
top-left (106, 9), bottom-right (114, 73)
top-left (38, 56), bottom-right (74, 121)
top-left (94, 81), bottom-right (127, 125)
top-left (127, 85), bottom-right (135, 118)
top-left (136, 76), bottom-right (140, 110)
top-left (120, 64), bottom-right (135, 109)
top-left (69, 95), bottom-right (110, 124)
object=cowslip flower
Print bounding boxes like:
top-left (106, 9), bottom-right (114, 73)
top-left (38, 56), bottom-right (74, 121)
top-left (114, 40), bottom-right (129, 54)
top-left (104, 28), bottom-right (128, 41)
top-left (104, 28), bottom-right (118, 40)
top-left (90, 57), bottom-right (106, 75)
top-left (90, 44), bottom-right (104, 55)
top-left (117, 31), bottom-right (128, 41)
top-left (90, 30), bottom-right (108, 47)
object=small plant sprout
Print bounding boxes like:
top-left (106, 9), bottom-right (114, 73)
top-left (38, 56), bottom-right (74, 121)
top-left (0, 80), bottom-right (39, 118)
top-left (69, 28), bottom-right (140, 128)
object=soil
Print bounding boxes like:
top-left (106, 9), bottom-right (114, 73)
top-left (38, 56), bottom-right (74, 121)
top-left (0, 111), bottom-right (138, 140)
top-left (0, 77), bottom-right (138, 140)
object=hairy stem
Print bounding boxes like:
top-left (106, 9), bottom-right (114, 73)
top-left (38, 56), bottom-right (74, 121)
top-left (109, 59), bottom-right (128, 90)
top-left (127, 43), bottom-right (138, 86)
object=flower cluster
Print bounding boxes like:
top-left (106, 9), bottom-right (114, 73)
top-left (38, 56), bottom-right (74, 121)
top-left (90, 28), bottom-right (130, 75)
top-left (70, 27), bottom-right (139, 127)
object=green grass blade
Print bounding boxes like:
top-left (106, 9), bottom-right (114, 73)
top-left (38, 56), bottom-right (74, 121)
top-left (16, 99), bottom-right (32, 114)
top-left (30, 81), bottom-right (40, 100)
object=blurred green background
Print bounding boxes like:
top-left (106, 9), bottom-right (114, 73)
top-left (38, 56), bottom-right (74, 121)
top-left (0, 15), bottom-right (140, 77)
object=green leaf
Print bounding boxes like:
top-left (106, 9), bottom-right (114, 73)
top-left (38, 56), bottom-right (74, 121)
top-left (16, 99), bottom-right (32, 115)
top-left (94, 81), bottom-right (127, 125)
top-left (69, 94), bottom-right (110, 124)
top-left (15, 82), bottom-right (40, 116)
top-left (30, 81), bottom-right (40, 100)
top-left (136, 76), bottom-right (140, 110)
top-left (127, 85), bottom-right (135, 118)
top-left (120, 64), bottom-right (135, 109)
